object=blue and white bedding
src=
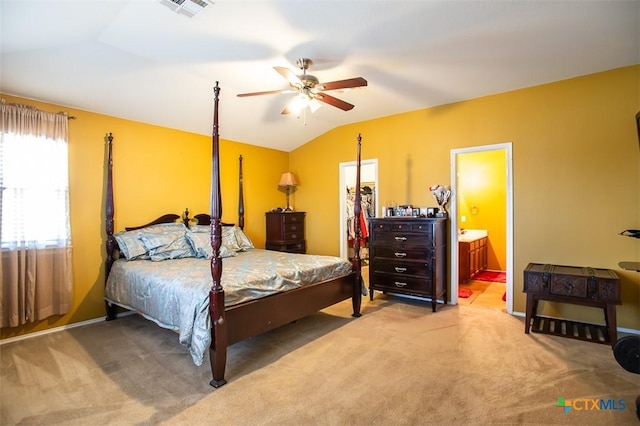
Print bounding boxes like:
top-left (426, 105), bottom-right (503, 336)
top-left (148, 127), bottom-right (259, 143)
top-left (105, 249), bottom-right (353, 366)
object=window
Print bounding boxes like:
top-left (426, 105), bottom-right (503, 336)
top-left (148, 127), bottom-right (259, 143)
top-left (1, 132), bottom-right (70, 249)
top-left (1, 101), bottom-right (73, 327)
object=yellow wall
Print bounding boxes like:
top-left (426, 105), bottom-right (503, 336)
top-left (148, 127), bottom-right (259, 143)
top-left (2, 65), bottom-right (638, 339)
top-left (458, 150), bottom-right (507, 271)
top-left (291, 65), bottom-right (640, 330)
top-left (0, 94), bottom-right (288, 339)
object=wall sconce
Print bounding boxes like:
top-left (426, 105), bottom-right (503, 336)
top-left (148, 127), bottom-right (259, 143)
top-left (278, 172), bottom-right (298, 212)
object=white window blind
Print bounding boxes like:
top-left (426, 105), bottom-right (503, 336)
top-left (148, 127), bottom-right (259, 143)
top-left (1, 132), bottom-right (71, 249)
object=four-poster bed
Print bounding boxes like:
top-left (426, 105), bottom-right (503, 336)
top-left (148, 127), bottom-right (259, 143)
top-left (104, 82), bottom-right (364, 387)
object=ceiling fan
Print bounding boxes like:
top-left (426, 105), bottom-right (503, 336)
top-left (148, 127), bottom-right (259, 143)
top-left (237, 58), bottom-right (367, 115)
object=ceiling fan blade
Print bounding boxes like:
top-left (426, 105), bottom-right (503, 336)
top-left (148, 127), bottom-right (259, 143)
top-left (314, 93), bottom-right (354, 111)
top-left (237, 89), bottom-right (293, 97)
top-left (274, 66), bottom-right (302, 86)
top-left (317, 77), bottom-right (367, 91)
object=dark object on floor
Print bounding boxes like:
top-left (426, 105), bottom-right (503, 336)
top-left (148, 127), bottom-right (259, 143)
top-left (613, 335), bottom-right (640, 374)
top-left (612, 336), bottom-right (640, 420)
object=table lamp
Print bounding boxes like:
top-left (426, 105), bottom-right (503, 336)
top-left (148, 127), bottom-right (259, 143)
top-left (278, 172), bottom-right (298, 212)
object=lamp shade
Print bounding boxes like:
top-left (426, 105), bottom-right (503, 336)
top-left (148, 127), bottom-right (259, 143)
top-left (278, 172), bottom-right (298, 187)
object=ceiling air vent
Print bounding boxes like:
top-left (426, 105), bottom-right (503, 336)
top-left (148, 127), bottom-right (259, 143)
top-left (158, 0), bottom-right (213, 18)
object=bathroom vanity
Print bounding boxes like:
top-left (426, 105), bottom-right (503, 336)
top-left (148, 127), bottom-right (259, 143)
top-left (458, 230), bottom-right (488, 283)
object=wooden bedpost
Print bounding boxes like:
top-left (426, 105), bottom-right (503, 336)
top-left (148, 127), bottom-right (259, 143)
top-left (105, 132), bottom-right (117, 321)
top-left (209, 82), bottom-right (228, 388)
top-left (238, 155), bottom-right (245, 230)
top-left (352, 134), bottom-right (363, 317)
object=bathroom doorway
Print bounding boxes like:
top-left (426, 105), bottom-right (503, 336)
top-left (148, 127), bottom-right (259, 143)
top-left (449, 143), bottom-right (513, 314)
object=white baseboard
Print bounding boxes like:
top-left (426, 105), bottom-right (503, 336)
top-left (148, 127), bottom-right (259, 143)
top-left (0, 311), bottom-right (135, 346)
top-left (1, 309), bottom-right (637, 347)
top-left (511, 310), bottom-right (640, 336)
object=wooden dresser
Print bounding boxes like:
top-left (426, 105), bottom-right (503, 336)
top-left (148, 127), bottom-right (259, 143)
top-left (265, 211), bottom-right (306, 254)
top-left (523, 263), bottom-right (621, 347)
top-left (368, 217), bottom-right (447, 312)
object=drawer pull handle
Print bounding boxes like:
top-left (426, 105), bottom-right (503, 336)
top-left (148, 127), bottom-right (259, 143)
top-left (394, 252), bottom-right (407, 258)
top-left (290, 225), bottom-right (297, 231)
top-left (291, 234), bottom-right (297, 239)
top-left (394, 236), bottom-right (407, 241)
top-left (394, 281), bottom-right (407, 287)
top-left (394, 267), bottom-right (407, 273)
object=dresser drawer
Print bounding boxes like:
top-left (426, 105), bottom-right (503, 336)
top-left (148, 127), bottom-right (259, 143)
top-left (284, 230), bottom-right (303, 240)
top-left (371, 259), bottom-right (431, 277)
top-left (370, 272), bottom-right (432, 294)
top-left (370, 220), bottom-right (432, 231)
top-left (265, 241), bottom-right (306, 253)
top-left (283, 213), bottom-right (304, 224)
top-left (371, 233), bottom-right (431, 247)
top-left (372, 246), bottom-right (432, 261)
top-left (284, 221), bottom-right (303, 231)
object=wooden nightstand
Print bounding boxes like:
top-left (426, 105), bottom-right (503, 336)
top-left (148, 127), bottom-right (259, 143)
top-left (265, 211), bottom-right (306, 254)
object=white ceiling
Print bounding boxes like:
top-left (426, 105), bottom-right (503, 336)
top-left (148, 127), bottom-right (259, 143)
top-left (1, 1), bottom-right (638, 152)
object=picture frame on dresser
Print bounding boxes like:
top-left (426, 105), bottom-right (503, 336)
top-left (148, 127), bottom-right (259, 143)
top-left (426, 207), bottom-right (439, 218)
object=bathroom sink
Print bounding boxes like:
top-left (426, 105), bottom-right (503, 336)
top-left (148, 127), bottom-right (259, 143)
top-left (458, 229), bottom-right (488, 242)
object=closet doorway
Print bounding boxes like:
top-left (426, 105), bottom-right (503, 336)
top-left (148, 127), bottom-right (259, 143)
top-left (339, 159), bottom-right (379, 260)
top-left (449, 143), bottom-right (513, 314)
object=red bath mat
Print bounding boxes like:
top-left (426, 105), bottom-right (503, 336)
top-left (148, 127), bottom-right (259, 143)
top-left (458, 288), bottom-right (473, 298)
top-left (474, 270), bottom-right (506, 283)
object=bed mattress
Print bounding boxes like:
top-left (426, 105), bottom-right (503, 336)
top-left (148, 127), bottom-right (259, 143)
top-left (105, 249), bottom-right (352, 365)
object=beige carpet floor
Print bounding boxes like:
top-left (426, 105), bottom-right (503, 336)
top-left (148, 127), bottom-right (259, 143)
top-left (458, 281), bottom-right (506, 310)
top-left (1, 295), bottom-right (638, 425)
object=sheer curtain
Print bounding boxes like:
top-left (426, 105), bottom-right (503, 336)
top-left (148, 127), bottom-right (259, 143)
top-left (0, 100), bottom-right (73, 328)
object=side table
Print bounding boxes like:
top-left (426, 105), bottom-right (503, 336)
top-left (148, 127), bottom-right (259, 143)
top-left (523, 263), bottom-right (621, 348)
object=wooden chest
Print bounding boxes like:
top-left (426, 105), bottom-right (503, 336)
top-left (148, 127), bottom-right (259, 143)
top-left (523, 263), bottom-right (621, 346)
top-left (523, 263), bottom-right (620, 303)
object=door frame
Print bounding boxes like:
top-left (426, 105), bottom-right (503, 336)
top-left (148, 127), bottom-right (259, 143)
top-left (449, 143), bottom-right (513, 314)
top-left (339, 159), bottom-right (379, 259)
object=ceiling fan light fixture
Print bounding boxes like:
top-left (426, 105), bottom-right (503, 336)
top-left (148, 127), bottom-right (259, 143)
top-left (288, 95), bottom-right (309, 115)
top-left (308, 98), bottom-right (322, 113)
top-left (287, 93), bottom-right (321, 115)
